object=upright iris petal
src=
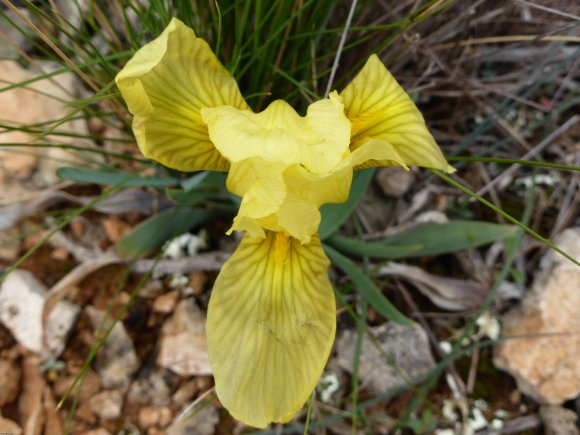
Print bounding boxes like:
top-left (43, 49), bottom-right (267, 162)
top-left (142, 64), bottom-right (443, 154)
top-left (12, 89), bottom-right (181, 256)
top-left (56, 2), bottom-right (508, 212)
top-left (341, 54), bottom-right (455, 172)
top-left (116, 18), bottom-right (454, 429)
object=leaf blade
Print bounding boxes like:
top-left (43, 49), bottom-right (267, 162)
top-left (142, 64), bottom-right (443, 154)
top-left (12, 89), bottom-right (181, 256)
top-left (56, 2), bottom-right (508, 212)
top-left (328, 221), bottom-right (516, 259)
top-left (116, 207), bottom-right (220, 258)
top-left (57, 167), bottom-right (178, 188)
top-left (325, 244), bottom-right (413, 326)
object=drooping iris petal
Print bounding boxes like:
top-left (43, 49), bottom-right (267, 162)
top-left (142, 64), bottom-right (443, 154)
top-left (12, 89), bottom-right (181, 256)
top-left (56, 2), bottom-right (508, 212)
top-left (206, 231), bottom-right (336, 428)
top-left (340, 54), bottom-right (455, 172)
top-left (115, 17), bottom-right (248, 172)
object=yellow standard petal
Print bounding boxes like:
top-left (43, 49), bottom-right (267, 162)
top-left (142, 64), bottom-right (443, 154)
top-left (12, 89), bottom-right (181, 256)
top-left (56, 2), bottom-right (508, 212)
top-left (274, 164), bottom-right (352, 242)
top-left (201, 92), bottom-right (352, 241)
top-left (115, 17), bottom-right (248, 172)
top-left (201, 91), bottom-right (350, 174)
top-left (225, 157), bottom-right (288, 239)
top-left (340, 54), bottom-right (455, 172)
top-left (206, 231), bottom-right (336, 428)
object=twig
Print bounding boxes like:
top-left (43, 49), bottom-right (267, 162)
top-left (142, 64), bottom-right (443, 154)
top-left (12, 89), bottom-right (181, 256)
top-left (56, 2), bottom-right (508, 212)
top-left (475, 115), bottom-right (579, 198)
top-left (551, 155), bottom-right (580, 237)
top-left (513, 0), bottom-right (580, 22)
top-left (175, 387), bottom-right (216, 423)
top-left (476, 162), bottom-right (506, 224)
top-left (131, 252), bottom-right (230, 275)
top-left (325, 0), bottom-right (358, 96)
top-left (433, 35), bottom-right (580, 50)
top-left (551, 54), bottom-right (580, 108)
top-left (472, 97), bottom-right (533, 152)
top-left (465, 347), bottom-right (480, 394)
top-left (478, 414), bottom-right (541, 434)
top-left (396, 280), bottom-right (467, 394)
top-left (1, 0), bottom-right (100, 93)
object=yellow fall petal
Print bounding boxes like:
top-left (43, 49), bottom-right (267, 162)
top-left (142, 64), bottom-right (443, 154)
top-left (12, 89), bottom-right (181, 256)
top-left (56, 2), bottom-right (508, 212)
top-left (206, 231), bottom-right (336, 428)
top-left (340, 54), bottom-right (454, 172)
top-left (115, 18), bottom-right (248, 172)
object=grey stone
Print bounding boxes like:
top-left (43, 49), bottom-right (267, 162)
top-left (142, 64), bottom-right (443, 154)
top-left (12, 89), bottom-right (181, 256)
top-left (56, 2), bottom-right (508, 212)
top-left (337, 322), bottom-right (435, 394)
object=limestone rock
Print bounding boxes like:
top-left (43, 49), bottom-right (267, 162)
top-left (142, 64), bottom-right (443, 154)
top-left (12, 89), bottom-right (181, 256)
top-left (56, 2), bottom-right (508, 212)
top-left (153, 290), bottom-right (180, 314)
top-left (0, 61), bottom-right (95, 200)
top-left (376, 166), bottom-right (415, 198)
top-left (19, 356), bottom-right (45, 435)
top-left (0, 358), bottom-right (21, 407)
top-left (0, 269), bottom-right (79, 357)
top-left (80, 430), bottom-right (112, 435)
top-left (337, 322), bottom-right (436, 394)
top-left (138, 406), bottom-right (173, 429)
top-left (0, 270), bottom-right (46, 352)
top-left (540, 405), bottom-right (579, 435)
top-left (53, 369), bottom-right (101, 402)
top-left (88, 390), bottom-right (124, 420)
top-left (0, 417), bottom-right (22, 435)
top-left (494, 228), bottom-right (580, 404)
top-left (166, 404), bottom-right (219, 435)
top-left (45, 299), bottom-right (81, 356)
top-left (86, 307), bottom-right (139, 390)
top-left (171, 380), bottom-right (198, 407)
top-left (157, 299), bottom-right (211, 376)
top-left (127, 368), bottom-right (174, 406)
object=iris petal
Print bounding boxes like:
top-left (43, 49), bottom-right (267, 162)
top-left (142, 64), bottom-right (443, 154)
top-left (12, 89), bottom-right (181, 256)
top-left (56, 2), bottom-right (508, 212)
top-left (275, 164), bottom-right (352, 242)
top-left (340, 54), bottom-right (455, 172)
top-left (115, 17), bottom-right (248, 172)
top-left (201, 91), bottom-right (350, 174)
top-left (226, 157), bottom-right (288, 238)
top-left (202, 92), bottom-right (353, 241)
top-left (206, 231), bottom-right (336, 428)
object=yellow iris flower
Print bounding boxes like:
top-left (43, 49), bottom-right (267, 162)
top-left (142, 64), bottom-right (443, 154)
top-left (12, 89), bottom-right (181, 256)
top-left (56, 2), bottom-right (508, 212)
top-left (116, 17), bottom-right (454, 428)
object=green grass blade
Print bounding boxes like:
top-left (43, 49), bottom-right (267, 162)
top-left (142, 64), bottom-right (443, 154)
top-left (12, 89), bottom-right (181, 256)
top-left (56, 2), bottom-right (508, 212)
top-left (303, 392), bottom-right (314, 435)
top-left (447, 156), bottom-right (580, 172)
top-left (432, 170), bottom-right (579, 267)
top-left (324, 245), bottom-right (413, 326)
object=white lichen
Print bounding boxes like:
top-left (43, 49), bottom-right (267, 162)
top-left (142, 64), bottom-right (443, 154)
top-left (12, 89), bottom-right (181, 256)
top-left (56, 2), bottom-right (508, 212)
top-left (475, 312), bottom-right (500, 341)
top-left (317, 371), bottom-right (340, 403)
